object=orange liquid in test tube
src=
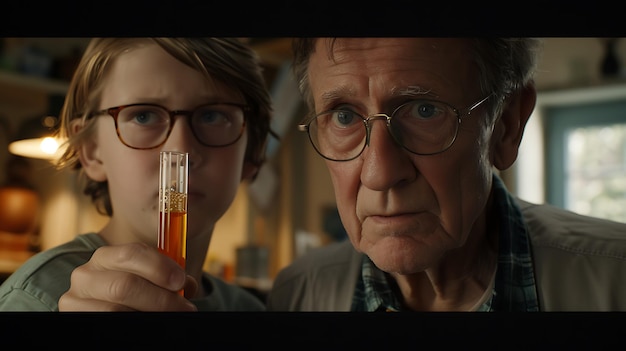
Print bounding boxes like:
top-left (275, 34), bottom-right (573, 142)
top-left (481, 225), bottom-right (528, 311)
top-left (158, 151), bottom-right (189, 296)
top-left (158, 210), bottom-right (187, 268)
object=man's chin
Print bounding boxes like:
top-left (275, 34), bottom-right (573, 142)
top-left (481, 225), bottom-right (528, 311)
top-left (363, 238), bottom-right (434, 274)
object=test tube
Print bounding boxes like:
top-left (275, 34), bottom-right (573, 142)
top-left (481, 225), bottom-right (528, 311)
top-left (158, 151), bottom-right (188, 295)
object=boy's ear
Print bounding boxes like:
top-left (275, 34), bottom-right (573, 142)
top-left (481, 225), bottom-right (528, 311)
top-left (72, 119), bottom-right (107, 182)
top-left (241, 160), bottom-right (259, 182)
top-left (492, 84), bottom-right (537, 171)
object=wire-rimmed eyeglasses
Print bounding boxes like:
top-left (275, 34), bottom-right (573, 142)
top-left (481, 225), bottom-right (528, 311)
top-left (298, 94), bottom-right (492, 161)
top-left (91, 102), bottom-right (248, 150)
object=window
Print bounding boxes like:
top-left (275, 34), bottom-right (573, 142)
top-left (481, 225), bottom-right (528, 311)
top-left (515, 83), bottom-right (626, 223)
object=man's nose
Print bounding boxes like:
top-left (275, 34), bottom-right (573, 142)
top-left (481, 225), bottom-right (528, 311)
top-left (364, 114), bottom-right (393, 148)
top-left (360, 114), bottom-right (416, 190)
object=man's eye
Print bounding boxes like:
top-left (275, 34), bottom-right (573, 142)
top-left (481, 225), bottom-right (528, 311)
top-left (334, 110), bottom-right (357, 126)
top-left (402, 100), bottom-right (447, 121)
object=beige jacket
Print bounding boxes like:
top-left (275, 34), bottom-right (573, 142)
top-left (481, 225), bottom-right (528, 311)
top-left (266, 200), bottom-right (626, 311)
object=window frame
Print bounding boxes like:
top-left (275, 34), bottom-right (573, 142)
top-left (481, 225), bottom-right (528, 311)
top-left (514, 83), bottom-right (626, 213)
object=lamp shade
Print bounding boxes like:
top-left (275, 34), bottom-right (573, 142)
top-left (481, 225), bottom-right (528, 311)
top-left (0, 187), bottom-right (39, 234)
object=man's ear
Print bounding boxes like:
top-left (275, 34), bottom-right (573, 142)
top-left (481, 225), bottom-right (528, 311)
top-left (72, 119), bottom-right (107, 182)
top-left (492, 84), bottom-right (537, 171)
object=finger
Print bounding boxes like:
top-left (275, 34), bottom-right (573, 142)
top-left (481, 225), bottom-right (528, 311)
top-left (58, 294), bottom-right (135, 312)
top-left (89, 243), bottom-right (187, 292)
top-left (67, 263), bottom-right (197, 311)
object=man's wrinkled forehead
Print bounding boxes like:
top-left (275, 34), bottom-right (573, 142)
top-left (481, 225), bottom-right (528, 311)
top-left (314, 37), bottom-right (471, 58)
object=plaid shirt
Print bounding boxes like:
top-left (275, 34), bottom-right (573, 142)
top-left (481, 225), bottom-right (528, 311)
top-left (351, 175), bottom-right (540, 311)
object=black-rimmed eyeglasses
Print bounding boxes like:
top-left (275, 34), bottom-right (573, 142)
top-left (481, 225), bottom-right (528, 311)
top-left (91, 102), bottom-right (248, 150)
top-left (298, 94), bottom-right (492, 161)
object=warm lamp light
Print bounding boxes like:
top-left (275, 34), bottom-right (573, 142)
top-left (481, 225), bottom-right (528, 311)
top-left (7, 93), bottom-right (66, 160)
top-left (8, 115), bottom-right (66, 160)
top-left (8, 135), bottom-right (65, 160)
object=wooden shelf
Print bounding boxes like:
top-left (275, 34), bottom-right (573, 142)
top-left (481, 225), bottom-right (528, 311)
top-left (0, 70), bottom-right (68, 95)
top-left (0, 70), bottom-right (69, 131)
